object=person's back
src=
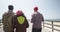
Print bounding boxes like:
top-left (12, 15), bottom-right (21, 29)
top-left (31, 7), bottom-right (44, 32)
top-left (32, 12), bottom-right (43, 28)
top-left (2, 5), bottom-right (14, 32)
top-left (12, 10), bottom-right (29, 32)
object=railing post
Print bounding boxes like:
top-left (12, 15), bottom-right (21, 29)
top-left (52, 21), bottom-right (54, 32)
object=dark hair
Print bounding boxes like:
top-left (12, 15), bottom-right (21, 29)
top-left (8, 5), bottom-right (14, 10)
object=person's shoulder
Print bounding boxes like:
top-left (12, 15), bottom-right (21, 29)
top-left (38, 12), bottom-right (43, 16)
top-left (32, 14), bottom-right (35, 17)
top-left (12, 15), bottom-right (17, 19)
top-left (38, 12), bottom-right (41, 14)
top-left (12, 12), bottom-right (15, 14)
top-left (12, 12), bottom-right (15, 16)
top-left (3, 12), bottom-right (8, 16)
top-left (13, 15), bottom-right (16, 17)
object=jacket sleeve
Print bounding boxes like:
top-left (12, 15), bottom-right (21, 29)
top-left (41, 15), bottom-right (44, 21)
top-left (31, 14), bottom-right (35, 23)
top-left (12, 16), bottom-right (16, 32)
top-left (2, 13), bottom-right (6, 24)
top-left (41, 15), bottom-right (44, 28)
top-left (25, 17), bottom-right (29, 28)
top-left (2, 14), bottom-right (4, 23)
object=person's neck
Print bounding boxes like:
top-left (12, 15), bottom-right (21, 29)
top-left (34, 12), bottom-right (38, 14)
top-left (8, 10), bottom-right (13, 13)
top-left (34, 11), bottom-right (38, 13)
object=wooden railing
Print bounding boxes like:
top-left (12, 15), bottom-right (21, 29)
top-left (0, 19), bottom-right (60, 32)
top-left (43, 20), bottom-right (60, 32)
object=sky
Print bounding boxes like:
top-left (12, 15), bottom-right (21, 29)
top-left (0, 0), bottom-right (60, 19)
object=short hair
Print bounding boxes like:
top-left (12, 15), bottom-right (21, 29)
top-left (34, 7), bottom-right (38, 12)
top-left (8, 5), bottom-right (14, 10)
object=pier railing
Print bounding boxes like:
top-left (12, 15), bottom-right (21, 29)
top-left (0, 20), bottom-right (60, 32)
top-left (43, 20), bottom-right (60, 32)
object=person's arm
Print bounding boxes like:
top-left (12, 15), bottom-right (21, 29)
top-left (2, 14), bottom-right (5, 24)
top-left (2, 13), bottom-right (7, 31)
top-left (1, 15), bottom-right (3, 27)
top-left (12, 16), bottom-right (16, 32)
top-left (42, 15), bottom-right (44, 28)
top-left (2, 13), bottom-right (7, 23)
top-left (31, 14), bottom-right (35, 23)
top-left (24, 16), bottom-right (29, 28)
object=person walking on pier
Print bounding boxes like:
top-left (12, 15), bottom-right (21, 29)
top-left (31, 6), bottom-right (44, 32)
top-left (12, 10), bottom-right (29, 32)
top-left (2, 5), bottom-right (14, 32)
